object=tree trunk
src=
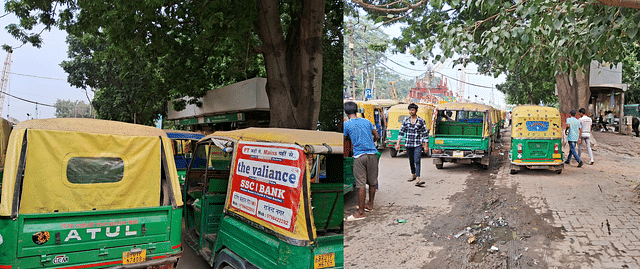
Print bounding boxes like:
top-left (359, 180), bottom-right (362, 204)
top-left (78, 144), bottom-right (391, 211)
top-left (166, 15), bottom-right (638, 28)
top-left (255, 0), bottom-right (325, 129)
top-left (555, 65), bottom-right (591, 114)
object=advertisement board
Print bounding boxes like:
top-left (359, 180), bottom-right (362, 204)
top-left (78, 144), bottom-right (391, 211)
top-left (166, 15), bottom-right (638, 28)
top-left (229, 141), bottom-right (305, 232)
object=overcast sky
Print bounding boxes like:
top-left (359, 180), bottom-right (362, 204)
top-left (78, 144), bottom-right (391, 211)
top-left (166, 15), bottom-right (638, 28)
top-left (379, 22), bottom-right (507, 108)
top-left (1, 5), bottom-right (91, 123)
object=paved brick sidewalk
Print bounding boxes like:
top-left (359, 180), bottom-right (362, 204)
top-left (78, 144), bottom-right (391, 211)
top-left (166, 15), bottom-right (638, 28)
top-left (496, 131), bottom-right (640, 268)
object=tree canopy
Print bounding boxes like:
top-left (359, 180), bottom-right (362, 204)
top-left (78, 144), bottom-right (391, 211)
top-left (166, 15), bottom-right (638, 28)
top-left (354, 0), bottom-right (640, 112)
top-left (5, 0), bottom-right (341, 129)
top-left (54, 99), bottom-right (92, 118)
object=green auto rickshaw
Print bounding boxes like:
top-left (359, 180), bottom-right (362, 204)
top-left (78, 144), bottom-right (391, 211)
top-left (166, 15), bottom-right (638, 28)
top-left (0, 118), bottom-right (183, 268)
top-left (385, 103), bottom-right (434, 157)
top-left (509, 105), bottom-right (564, 174)
top-left (430, 102), bottom-right (497, 169)
top-left (183, 128), bottom-right (343, 269)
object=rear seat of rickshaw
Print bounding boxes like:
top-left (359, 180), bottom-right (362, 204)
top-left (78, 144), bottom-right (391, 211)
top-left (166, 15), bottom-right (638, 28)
top-left (310, 154), bottom-right (344, 235)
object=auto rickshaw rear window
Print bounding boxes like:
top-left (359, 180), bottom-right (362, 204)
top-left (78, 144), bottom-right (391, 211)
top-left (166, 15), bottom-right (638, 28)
top-left (66, 157), bottom-right (125, 184)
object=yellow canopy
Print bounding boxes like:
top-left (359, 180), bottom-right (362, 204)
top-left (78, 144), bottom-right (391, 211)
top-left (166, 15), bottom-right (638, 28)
top-left (208, 128), bottom-right (341, 244)
top-left (0, 119), bottom-right (183, 216)
top-left (0, 117), bottom-right (12, 169)
top-left (368, 99), bottom-right (400, 108)
top-left (511, 105), bottom-right (562, 138)
top-left (432, 102), bottom-right (496, 137)
top-left (204, 128), bottom-right (342, 147)
top-left (387, 103), bottom-right (435, 130)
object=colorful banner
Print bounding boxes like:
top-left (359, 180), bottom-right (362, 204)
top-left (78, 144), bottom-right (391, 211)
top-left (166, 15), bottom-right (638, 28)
top-left (229, 141), bottom-right (304, 232)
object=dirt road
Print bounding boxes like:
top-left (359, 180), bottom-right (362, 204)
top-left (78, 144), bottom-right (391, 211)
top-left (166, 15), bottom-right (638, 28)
top-left (345, 129), bottom-right (640, 268)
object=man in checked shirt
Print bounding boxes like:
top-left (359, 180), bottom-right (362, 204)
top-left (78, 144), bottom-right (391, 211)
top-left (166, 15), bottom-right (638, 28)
top-left (395, 103), bottom-right (429, 187)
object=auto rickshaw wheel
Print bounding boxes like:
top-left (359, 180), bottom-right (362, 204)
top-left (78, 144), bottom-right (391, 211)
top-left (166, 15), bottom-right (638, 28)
top-left (556, 169), bottom-right (562, 174)
top-left (510, 169), bottom-right (518, 174)
top-left (435, 163), bottom-right (443, 169)
top-left (390, 148), bottom-right (397, 157)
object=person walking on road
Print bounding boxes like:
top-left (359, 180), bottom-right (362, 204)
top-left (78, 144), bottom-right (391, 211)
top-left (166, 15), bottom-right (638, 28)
top-left (344, 101), bottom-right (380, 220)
top-left (396, 103), bottom-right (429, 187)
top-left (577, 108), bottom-right (595, 165)
top-left (565, 110), bottom-right (584, 167)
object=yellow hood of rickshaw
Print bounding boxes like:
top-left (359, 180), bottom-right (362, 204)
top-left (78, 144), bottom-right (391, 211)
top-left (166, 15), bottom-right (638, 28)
top-left (511, 105), bottom-right (562, 138)
top-left (0, 118), bottom-right (183, 216)
top-left (431, 102), bottom-right (496, 137)
top-left (387, 103), bottom-right (435, 130)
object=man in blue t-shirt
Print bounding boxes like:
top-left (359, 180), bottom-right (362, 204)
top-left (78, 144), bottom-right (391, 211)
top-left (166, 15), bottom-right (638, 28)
top-left (344, 101), bottom-right (379, 220)
top-left (565, 110), bottom-right (584, 167)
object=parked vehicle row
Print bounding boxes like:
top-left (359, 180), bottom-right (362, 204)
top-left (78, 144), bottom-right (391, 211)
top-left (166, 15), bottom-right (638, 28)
top-left (0, 119), bottom-right (344, 269)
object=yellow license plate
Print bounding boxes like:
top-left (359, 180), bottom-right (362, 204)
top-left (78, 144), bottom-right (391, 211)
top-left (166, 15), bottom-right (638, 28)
top-left (314, 253), bottom-right (335, 269)
top-left (453, 151), bottom-right (464, 158)
top-left (552, 153), bottom-right (561, 159)
top-left (435, 139), bottom-right (444, 145)
top-left (123, 249), bottom-right (146, 265)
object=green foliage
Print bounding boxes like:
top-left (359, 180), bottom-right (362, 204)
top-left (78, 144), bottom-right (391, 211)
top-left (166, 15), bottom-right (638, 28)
top-left (5, 0), bottom-right (336, 129)
top-left (344, 15), bottom-right (393, 100)
top-left (623, 42), bottom-right (640, 104)
top-left (54, 99), bottom-right (92, 118)
top-left (318, 0), bottom-right (344, 131)
top-left (60, 34), bottom-right (168, 125)
top-left (359, 0), bottom-right (638, 79)
top-left (496, 67), bottom-right (558, 106)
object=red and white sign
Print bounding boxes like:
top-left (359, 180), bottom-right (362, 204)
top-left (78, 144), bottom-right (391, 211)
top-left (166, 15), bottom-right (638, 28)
top-left (230, 141), bottom-right (305, 231)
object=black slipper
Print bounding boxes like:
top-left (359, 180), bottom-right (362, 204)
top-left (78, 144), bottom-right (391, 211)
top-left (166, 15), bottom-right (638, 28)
top-left (415, 181), bottom-right (426, 187)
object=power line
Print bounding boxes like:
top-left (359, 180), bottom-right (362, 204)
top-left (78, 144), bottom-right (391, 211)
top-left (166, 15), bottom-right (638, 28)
top-left (9, 72), bottom-right (66, 81)
top-left (0, 90), bottom-right (54, 107)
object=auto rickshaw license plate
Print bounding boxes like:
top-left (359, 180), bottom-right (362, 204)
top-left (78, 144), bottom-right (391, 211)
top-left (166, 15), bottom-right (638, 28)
top-left (435, 139), bottom-right (444, 145)
top-left (314, 253), bottom-right (335, 269)
top-left (123, 249), bottom-right (146, 264)
top-left (453, 151), bottom-right (464, 158)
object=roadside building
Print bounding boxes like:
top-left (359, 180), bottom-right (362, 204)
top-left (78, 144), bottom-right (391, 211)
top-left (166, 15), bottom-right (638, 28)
top-left (167, 78), bottom-right (270, 134)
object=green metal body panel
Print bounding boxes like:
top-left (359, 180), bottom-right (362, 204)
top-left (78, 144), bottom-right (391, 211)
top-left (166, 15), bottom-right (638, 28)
top-left (384, 130), bottom-right (406, 150)
top-left (178, 169), bottom-right (187, 186)
top-left (343, 157), bottom-right (354, 194)
top-left (429, 136), bottom-right (490, 151)
top-left (510, 138), bottom-right (563, 163)
top-left (214, 216), bottom-right (344, 269)
top-left (0, 207), bottom-right (182, 268)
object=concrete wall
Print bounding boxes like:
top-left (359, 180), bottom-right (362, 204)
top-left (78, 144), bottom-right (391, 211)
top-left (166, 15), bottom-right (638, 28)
top-left (167, 77), bottom-right (269, 120)
top-left (590, 62), bottom-right (623, 85)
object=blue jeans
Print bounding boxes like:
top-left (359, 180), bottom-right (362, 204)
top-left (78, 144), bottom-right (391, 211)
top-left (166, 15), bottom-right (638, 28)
top-left (566, 141), bottom-right (582, 163)
top-left (406, 146), bottom-right (422, 177)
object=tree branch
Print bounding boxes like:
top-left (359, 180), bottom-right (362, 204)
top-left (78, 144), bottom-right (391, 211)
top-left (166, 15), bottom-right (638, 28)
top-left (350, 0), bottom-right (429, 13)
top-left (596, 0), bottom-right (640, 9)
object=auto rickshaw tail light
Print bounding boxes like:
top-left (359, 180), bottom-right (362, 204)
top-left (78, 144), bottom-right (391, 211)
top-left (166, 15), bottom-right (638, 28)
top-left (554, 143), bottom-right (559, 154)
top-left (517, 143), bottom-right (522, 154)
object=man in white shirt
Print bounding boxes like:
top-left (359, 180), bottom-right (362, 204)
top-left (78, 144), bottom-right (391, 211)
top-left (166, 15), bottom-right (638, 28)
top-left (578, 108), bottom-right (594, 165)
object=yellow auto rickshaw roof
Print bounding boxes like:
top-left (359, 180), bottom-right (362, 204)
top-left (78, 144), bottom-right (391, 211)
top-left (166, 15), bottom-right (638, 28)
top-left (368, 99), bottom-right (400, 107)
top-left (512, 105), bottom-right (561, 118)
top-left (388, 103), bottom-right (435, 112)
top-left (15, 118), bottom-right (168, 137)
top-left (202, 128), bottom-right (342, 147)
top-left (436, 102), bottom-right (493, 111)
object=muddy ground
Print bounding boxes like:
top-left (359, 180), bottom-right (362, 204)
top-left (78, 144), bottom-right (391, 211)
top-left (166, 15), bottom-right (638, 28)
top-left (415, 143), bottom-right (565, 269)
top-left (345, 129), bottom-right (640, 268)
